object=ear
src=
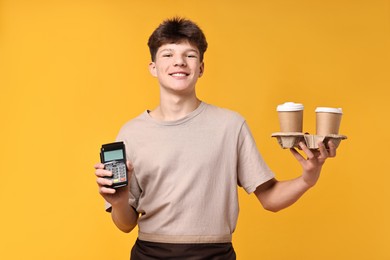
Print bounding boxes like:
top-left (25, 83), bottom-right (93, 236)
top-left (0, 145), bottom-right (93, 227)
top-left (149, 62), bottom-right (157, 77)
top-left (199, 62), bottom-right (205, 78)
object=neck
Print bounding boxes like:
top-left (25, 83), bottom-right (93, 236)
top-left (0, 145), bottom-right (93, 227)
top-left (150, 93), bottom-right (201, 121)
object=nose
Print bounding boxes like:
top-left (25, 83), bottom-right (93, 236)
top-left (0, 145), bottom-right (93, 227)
top-left (174, 55), bottom-right (186, 67)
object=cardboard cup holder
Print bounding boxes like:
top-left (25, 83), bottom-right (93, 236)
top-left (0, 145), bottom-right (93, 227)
top-left (271, 132), bottom-right (347, 149)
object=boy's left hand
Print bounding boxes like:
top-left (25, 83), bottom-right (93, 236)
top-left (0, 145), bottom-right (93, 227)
top-left (290, 141), bottom-right (337, 187)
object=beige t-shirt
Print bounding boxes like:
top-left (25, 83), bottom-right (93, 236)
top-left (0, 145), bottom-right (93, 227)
top-left (108, 102), bottom-right (275, 243)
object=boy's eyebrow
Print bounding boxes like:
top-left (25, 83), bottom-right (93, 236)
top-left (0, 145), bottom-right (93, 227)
top-left (159, 48), bottom-right (199, 53)
top-left (159, 48), bottom-right (174, 52)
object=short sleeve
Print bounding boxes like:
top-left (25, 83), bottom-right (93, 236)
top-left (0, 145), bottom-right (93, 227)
top-left (237, 122), bottom-right (275, 194)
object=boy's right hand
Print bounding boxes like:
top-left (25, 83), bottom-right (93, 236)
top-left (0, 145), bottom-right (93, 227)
top-left (94, 161), bottom-right (132, 206)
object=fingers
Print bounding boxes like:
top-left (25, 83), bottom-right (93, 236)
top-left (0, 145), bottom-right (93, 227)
top-left (327, 140), bottom-right (337, 157)
top-left (94, 161), bottom-right (133, 197)
top-left (318, 142), bottom-right (329, 159)
top-left (299, 142), bottom-right (316, 160)
top-left (95, 162), bottom-right (134, 175)
top-left (94, 162), bottom-right (114, 193)
top-left (317, 140), bottom-right (337, 159)
top-left (96, 176), bottom-right (113, 187)
top-left (94, 163), bottom-right (112, 178)
top-left (95, 171), bottom-right (116, 195)
top-left (99, 186), bottom-right (116, 195)
top-left (96, 175), bottom-right (117, 195)
top-left (289, 147), bottom-right (305, 163)
top-left (290, 142), bottom-right (317, 162)
top-left (94, 163), bottom-right (104, 169)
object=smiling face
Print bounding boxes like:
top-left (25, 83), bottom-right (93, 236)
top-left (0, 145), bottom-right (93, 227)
top-left (149, 41), bottom-right (204, 96)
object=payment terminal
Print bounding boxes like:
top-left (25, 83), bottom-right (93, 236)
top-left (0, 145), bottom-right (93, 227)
top-left (100, 141), bottom-right (128, 189)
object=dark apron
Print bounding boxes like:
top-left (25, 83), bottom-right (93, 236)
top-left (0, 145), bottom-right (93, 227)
top-left (130, 239), bottom-right (236, 260)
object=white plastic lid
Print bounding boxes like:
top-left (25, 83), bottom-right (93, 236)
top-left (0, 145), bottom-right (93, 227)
top-left (276, 102), bottom-right (304, 112)
top-left (315, 107), bottom-right (343, 114)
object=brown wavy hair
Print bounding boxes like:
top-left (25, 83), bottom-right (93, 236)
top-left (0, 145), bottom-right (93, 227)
top-left (147, 17), bottom-right (208, 62)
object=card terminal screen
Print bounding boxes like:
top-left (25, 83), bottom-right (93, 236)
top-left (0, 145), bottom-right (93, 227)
top-left (103, 149), bottom-right (124, 161)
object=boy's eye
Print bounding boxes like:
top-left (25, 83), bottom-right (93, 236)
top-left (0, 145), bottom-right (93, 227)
top-left (162, 53), bottom-right (172, 57)
top-left (187, 54), bottom-right (197, 58)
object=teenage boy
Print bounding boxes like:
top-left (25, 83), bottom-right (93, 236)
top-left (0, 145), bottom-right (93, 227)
top-left (94, 17), bottom-right (337, 259)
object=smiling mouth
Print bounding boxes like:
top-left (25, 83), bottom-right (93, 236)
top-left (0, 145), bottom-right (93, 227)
top-left (169, 73), bottom-right (189, 77)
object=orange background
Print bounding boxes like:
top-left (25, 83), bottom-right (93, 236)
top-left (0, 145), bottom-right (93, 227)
top-left (1, 0), bottom-right (389, 259)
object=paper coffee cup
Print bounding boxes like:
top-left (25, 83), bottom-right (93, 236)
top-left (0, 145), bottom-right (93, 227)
top-left (315, 107), bottom-right (343, 135)
top-left (277, 102), bottom-right (304, 132)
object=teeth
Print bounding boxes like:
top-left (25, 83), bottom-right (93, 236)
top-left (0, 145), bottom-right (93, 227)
top-left (171, 73), bottom-right (187, 76)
